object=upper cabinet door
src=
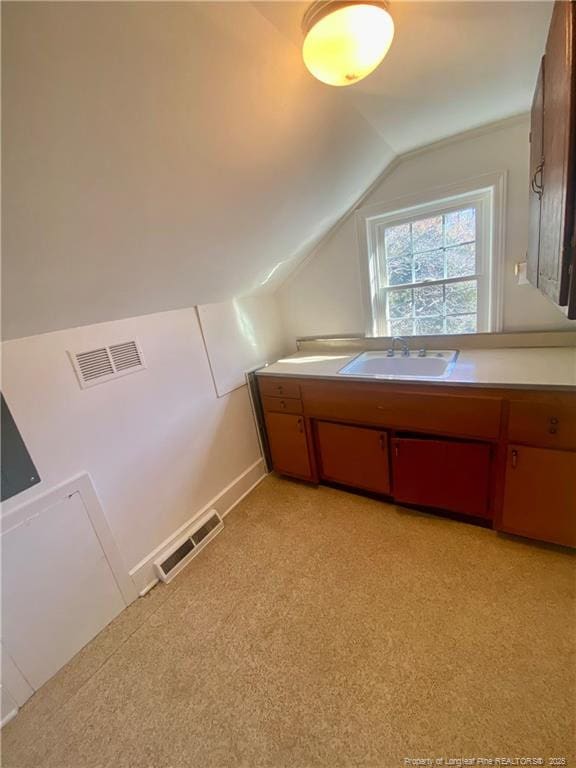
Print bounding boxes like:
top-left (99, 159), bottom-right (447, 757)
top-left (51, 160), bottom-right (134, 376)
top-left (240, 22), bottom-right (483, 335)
top-left (539, 1), bottom-right (576, 312)
top-left (527, 58), bottom-right (544, 287)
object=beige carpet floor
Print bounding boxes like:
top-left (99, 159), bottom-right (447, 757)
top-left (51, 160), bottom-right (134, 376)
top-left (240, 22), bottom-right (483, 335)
top-left (2, 475), bottom-right (575, 768)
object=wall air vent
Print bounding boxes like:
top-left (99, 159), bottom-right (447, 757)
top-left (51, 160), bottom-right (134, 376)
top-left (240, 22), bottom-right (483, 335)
top-left (154, 509), bottom-right (223, 584)
top-left (109, 341), bottom-right (143, 371)
top-left (68, 340), bottom-right (146, 389)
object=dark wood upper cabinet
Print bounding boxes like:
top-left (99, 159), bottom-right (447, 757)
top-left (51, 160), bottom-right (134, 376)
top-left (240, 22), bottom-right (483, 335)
top-left (528, 1), bottom-right (576, 317)
top-left (527, 58), bottom-right (544, 287)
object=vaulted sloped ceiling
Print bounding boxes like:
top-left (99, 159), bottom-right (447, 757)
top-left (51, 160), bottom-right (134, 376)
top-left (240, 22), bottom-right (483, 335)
top-left (1, 1), bottom-right (552, 339)
top-left (258, 2), bottom-right (553, 153)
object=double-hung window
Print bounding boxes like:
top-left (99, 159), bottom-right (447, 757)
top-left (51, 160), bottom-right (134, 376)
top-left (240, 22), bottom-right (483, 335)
top-left (361, 182), bottom-right (503, 337)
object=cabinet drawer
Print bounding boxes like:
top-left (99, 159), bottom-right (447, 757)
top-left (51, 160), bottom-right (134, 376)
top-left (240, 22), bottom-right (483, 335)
top-left (258, 377), bottom-right (301, 399)
top-left (302, 382), bottom-right (502, 440)
top-left (262, 396), bottom-right (303, 415)
top-left (508, 400), bottom-right (576, 450)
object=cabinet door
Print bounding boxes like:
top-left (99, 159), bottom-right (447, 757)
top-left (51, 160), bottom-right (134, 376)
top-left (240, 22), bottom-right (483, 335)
top-left (392, 438), bottom-right (492, 519)
top-left (501, 445), bottom-right (576, 547)
top-left (316, 421), bottom-right (390, 495)
top-left (539, 1), bottom-right (576, 310)
top-left (265, 412), bottom-right (314, 481)
top-left (527, 57), bottom-right (544, 287)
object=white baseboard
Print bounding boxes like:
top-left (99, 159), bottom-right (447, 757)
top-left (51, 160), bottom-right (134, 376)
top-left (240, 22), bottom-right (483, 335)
top-left (1, 654), bottom-right (33, 728)
top-left (129, 458), bottom-right (267, 594)
top-left (1, 705), bottom-right (18, 729)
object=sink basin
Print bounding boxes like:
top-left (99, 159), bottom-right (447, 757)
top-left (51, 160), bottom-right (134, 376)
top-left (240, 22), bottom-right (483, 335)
top-left (338, 350), bottom-right (459, 379)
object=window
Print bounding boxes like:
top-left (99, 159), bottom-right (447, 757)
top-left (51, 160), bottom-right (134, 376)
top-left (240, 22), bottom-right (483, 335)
top-left (359, 179), bottom-right (504, 337)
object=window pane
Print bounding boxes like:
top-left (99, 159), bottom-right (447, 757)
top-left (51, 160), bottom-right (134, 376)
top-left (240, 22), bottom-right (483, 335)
top-left (415, 317), bottom-right (445, 335)
top-left (445, 280), bottom-right (477, 315)
top-left (412, 216), bottom-right (443, 253)
top-left (390, 318), bottom-right (414, 336)
top-left (385, 223), bottom-right (411, 259)
top-left (414, 249), bottom-right (444, 282)
top-left (414, 284), bottom-right (443, 317)
top-left (387, 288), bottom-right (413, 319)
top-left (376, 201), bottom-right (484, 338)
top-left (446, 243), bottom-right (476, 278)
top-left (386, 254), bottom-right (412, 286)
top-left (445, 208), bottom-right (475, 246)
top-left (446, 314), bottom-right (477, 334)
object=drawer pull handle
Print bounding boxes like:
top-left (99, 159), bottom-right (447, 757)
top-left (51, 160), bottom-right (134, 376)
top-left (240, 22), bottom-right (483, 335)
top-left (297, 418), bottom-right (304, 434)
top-left (511, 449), bottom-right (518, 469)
top-left (394, 443), bottom-right (399, 458)
top-left (277, 386), bottom-right (284, 394)
top-left (379, 434), bottom-right (385, 451)
top-left (280, 400), bottom-right (286, 409)
top-left (549, 417), bottom-right (559, 425)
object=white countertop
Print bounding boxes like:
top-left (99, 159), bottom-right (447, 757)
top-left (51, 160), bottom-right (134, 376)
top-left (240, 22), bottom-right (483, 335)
top-left (257, 347), bottom-right (576, 390)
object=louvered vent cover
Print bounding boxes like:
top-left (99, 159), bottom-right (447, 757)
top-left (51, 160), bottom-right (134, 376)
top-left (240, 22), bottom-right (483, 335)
top-left (69, 340), bottom-right (146, 389)
top-left (155, 510), bottom-right (223, 583)
top-left (109, 341), bottom-right (142, 371)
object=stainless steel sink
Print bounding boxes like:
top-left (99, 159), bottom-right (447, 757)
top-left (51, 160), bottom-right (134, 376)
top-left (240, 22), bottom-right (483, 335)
top-left (338, 350), bottom-right (458, 379)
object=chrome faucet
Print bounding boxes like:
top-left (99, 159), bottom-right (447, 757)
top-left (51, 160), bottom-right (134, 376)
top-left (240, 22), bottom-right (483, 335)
top-left (387, 336), bottom-right (410, 357)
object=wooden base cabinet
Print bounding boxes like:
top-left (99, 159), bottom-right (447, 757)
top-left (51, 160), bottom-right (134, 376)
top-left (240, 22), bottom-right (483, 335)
top-left (315, 421), bottom-right (390, 495)
top-left (265, 412), bottom-right (315, 482)
top-left (257, 373), bottom-right (576, 547)
top-left (391, 437), bottom-right (493, 520)
top-left (501, 445), bottom-right (576, 547)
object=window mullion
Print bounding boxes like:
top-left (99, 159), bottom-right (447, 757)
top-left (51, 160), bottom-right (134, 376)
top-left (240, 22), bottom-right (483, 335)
top-left (442, 214), bottom-right (447, 281)
top-left (385, 274), bottom-right (482, 292)
top-left (410, 221), bottom-right (415, 285)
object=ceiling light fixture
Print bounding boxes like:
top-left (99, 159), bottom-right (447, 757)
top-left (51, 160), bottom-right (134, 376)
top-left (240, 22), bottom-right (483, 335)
top-left (302, 1), bottom-right (394, 87)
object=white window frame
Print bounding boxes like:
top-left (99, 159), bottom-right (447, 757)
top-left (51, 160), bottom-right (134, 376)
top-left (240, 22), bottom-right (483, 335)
top-left (356, 172), bottom-right (506, 338)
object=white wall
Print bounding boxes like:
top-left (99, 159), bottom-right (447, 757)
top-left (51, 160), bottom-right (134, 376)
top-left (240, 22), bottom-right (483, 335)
top-left (198, 294), bottom-right (286, 397)
top-left (277, 116), bottom-right (576, 345)
top-left (1, 307), bottom-right (267, 576)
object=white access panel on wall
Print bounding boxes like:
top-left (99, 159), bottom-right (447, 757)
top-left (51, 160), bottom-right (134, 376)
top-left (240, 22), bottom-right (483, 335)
top-left (1, 644), bottom-right (34, 726)
top-left (197, 295), bottom-right (285, 397)
top-left (2, 486), bottom-right (128, 691)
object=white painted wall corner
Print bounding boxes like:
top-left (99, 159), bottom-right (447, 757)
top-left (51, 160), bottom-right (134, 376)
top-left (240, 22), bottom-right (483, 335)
top-left (129, 458), bottom-right (268, 595)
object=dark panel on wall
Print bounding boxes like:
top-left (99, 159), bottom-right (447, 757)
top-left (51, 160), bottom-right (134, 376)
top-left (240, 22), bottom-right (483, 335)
top-left (1, 394), bottom-right (40, 501)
